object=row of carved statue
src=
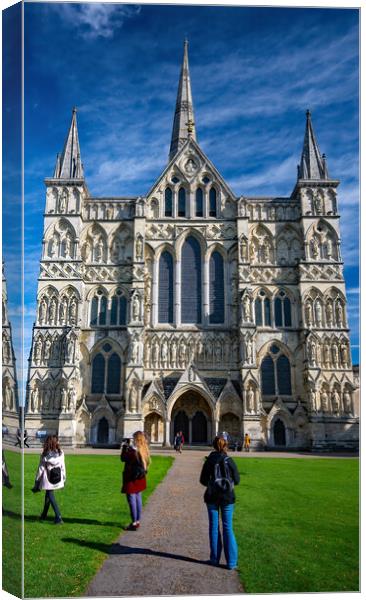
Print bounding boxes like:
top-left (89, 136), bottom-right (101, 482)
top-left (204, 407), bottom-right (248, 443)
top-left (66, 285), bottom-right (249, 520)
top-left (306, 336), bottom-right (350, 369)
top-left (27, 382), bottom-right (77, 414)
top-left (2, 382), bottom-right (16, 411)
top-left (308, 385), bottom-right (353, 415)
top-left (2, 333), bottom-right (13, 364)
top-left (38, 292), bottom-right (78, 326)
top-left (32, 332), bottom-right (78, 366)
top-left (304, 295), bottom-right (346, 329)
top-left (143, 334), bottom-right (240, 369)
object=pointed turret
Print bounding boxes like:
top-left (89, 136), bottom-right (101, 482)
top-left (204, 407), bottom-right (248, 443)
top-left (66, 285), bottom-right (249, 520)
top-left (53, 107), bottom-right (84, 179)
top-left (297, 110), bottom-right (329, 180)
top-left (169, 40), bottom-right (197, 161)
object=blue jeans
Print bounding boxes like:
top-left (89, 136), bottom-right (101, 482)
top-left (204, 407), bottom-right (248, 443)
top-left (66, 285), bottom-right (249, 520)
top-left (207, 503), bottom-right (238, 569)
top-left (127, 492), bottom-right (142, 523)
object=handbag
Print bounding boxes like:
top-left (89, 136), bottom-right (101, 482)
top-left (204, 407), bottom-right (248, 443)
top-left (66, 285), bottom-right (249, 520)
top-left (47, 465), bottom-right (62, 485)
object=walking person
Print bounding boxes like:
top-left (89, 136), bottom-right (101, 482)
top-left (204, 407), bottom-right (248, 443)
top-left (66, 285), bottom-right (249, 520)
top-left (178, 430), bottom-right (184, 453)
top-left (200, 433), bottom-right (240, 570)
top-left (2, 450), bottom-right (13, 489)
top-left (244, 432), bottom-right (251, 452)
top-left (121, 431), bottom-right (151, 531)
top-left (32, 435), bottom-right (66, 524)
top-left (174, 431), bottom-right (181, 452)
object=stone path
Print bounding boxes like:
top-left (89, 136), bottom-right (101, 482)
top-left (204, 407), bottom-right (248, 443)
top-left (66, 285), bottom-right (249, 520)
top-left (86, 452), bottom-right (244, 597)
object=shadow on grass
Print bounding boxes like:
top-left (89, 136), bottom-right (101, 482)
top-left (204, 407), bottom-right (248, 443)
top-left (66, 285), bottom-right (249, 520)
top-left (3, 509), bottom-right (121, 527)
top-left (62, 537), bottom-right (214, 567)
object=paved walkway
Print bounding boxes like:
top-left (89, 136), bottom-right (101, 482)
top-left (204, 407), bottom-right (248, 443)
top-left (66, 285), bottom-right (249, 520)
top-left (86, 452), bottom-right (244, 597)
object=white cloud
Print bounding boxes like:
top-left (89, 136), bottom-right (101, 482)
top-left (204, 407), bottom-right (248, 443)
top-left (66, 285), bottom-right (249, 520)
top-left (55, 4), bottom-right (141, 39)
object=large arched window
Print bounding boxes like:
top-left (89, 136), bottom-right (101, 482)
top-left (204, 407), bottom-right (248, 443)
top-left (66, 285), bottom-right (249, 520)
top-left (261, 344), bottom-right (292, 396)
top-left (181, 236), bottom-right (202, 323)
top-left (110, 290), bottom-right (127, 326)
top-left (178, 188), bottom-right (186, 217)
top-left (91, 343), bottom-right (122, 394)
top-left (274, 291), bottom-right (292, 327)
top-left (165, 188), bottom-right (173, 217)
top-left (209, 188), bottom-right (217, 217)
top-left (90, 290), bottom-right (108, 326)
top-left (255, 291), bottom-right (272, 327)
top-left (209, 251), bottom-right (225, 324)
top-left (196, 188), bottom-right (203, 217)
top-left (159, 250), bottom-right (174, 324)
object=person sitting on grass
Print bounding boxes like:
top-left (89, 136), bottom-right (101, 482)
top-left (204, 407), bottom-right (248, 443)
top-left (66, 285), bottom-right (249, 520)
top-left (32, 434), bottom-right (66, 525)
top-left (121, 431), bottom-right (151, 531)
top-left (199, 433), bottom-right (240, 570)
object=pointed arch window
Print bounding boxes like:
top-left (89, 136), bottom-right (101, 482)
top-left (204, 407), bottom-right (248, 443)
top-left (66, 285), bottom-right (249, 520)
top-left (91, 344), bottom-right (122, 395)
top-left (90, 291), bottom-right (108, 326)
top-left (255, 291), bottom-right (272, 327)
top-left (178, 188), bottom-right (186, 217)
top-left (209, 188), bottom-right (217, 217)
top-left (196, 188), bottom-right (203, 217)
top-left (165, 188), bottom-right (173, 217)
top-left (181, 236), bottom-right (202, 323)
top-left (159, 251), bottom-right (174, 324)
top-left (261, 345), bottom-right (292, 396)
top-left (110, 290), bottom-right (127, 326)
top-left (275, 291), bottom-right (292, 327)
top-left (209, 251), bottom-right (225, 324)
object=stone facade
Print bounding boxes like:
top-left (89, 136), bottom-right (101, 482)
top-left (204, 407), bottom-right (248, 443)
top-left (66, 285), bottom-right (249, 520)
top-left (24, 43), bottom-right (359, 450)
top-left (2, 264), bottom-right (20, 442)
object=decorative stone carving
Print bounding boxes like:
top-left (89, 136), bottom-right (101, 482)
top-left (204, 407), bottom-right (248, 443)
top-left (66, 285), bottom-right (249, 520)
top-left (343, 389), bottom-right (352, 414)
top-left (331, 388), bottom-right (341, 414)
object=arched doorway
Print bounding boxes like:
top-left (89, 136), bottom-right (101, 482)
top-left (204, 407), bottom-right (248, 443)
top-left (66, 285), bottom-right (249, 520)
top-left (173, 410), bottom-right (189, 442)
top-left (273, 418), bottom-right (286, 446)
top-left (192, 411), bottom-right (207, 443)
top-left (97, 417), bottom-right (109, 444)
top-left (144, 412), bottom-right (164, 444)
top-left (170, 390), bottom-right (213, 445)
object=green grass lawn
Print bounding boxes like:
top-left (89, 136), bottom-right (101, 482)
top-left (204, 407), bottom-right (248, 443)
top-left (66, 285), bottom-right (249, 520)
top-left (2, 450), bottom-right (22, 598)
top-left (233, 458), bottom-right (359, 593)
top-left (2, 451), bottom-right (173, 598)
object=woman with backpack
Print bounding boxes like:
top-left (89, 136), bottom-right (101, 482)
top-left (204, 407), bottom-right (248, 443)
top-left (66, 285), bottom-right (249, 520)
top-left (32, 434), bottom-right (66, 524)
top-left (199, 433), bottom-right (240, 569)
top-left (121, 431), bottom-right (151, 531)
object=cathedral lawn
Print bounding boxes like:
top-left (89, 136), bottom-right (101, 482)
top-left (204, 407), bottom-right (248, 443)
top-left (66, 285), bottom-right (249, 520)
top-left (2, 451), bottom-right (174, 598)
top-left (233, 457), bottom-right (359, 593)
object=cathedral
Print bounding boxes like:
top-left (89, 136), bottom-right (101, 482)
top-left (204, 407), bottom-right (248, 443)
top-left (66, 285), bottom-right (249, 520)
top-left (2, 265), bottom-right (19, 442)
top-left (23, 42), bottom-right (359, 449)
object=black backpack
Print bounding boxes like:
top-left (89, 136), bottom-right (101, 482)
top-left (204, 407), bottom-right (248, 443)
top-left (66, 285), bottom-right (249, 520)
top-left (47, 466), bottom-right (62, 485)
top-left (208, 457), bottom-right (234, 498)
top-left (131, 457), bottom-right (147, 480)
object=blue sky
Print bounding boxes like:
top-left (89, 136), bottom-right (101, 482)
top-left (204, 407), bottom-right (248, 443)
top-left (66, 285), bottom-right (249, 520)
top-left (3, 3), bottom-right (360, 393)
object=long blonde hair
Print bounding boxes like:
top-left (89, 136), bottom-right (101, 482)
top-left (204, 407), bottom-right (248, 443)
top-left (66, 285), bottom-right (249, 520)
top-left (133, 431), bottom-right (151, 470)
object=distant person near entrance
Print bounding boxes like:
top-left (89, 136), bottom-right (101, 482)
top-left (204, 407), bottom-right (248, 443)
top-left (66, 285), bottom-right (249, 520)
top-left (174, 430), bottom-right (184, 453)
top-left (244, 432), bottom-right (251, 452)
top-left (199, 433), bottom-right (240, 570)
top-left (121, 431), bottom-right (151, 531)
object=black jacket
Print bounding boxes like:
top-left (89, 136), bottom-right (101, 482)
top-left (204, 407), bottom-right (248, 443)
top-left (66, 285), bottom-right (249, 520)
top-left (199, 451), bottom-right (240, 505)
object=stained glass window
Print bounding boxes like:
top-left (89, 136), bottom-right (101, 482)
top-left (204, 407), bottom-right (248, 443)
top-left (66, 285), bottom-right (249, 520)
top-left (181, 237), bottom-right (201, 323)
top-left (159, 251), bottom-right (174, 323)
top-left (209, 251), bottom-right (224, 323)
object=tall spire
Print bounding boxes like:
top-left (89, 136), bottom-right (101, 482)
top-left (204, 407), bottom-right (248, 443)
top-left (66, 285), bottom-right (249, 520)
top-left (169, 40), bottom-right (197, 161)
top-left (53, 107), bottom-right (84, 179)
top-left (298, 110), bottom-right (329, 180)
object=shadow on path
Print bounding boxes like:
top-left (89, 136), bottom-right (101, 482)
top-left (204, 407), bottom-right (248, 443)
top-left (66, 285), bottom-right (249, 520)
top-left (62, 537), bottom-right (216, 567)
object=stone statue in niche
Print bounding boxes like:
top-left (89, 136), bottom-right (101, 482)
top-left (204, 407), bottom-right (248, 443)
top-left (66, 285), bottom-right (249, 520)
top-left (242, 295), bottom-right (251, 321)
top-left (239, 237), bottom-right (248, 262)
top-left (152, 340), bottom-right (159, 369)
top-left (94, 237), bottom-right (104, 263)
top-left (325, 300), bottom-right (333, 327)
top-left (170, 339), bottom-right (177, 368)
top-left (343, 389), bottom-right (352, 413)
top-left (39, 299), bottom-right (47, 325)
top-left (69, 297), bottom-right (78, 325)
top-left (34, 338), bottom-right (42, 364)
top-left (340, 343), bottom-right (349, 367)
top-left (314, 300), bottom-right (322, 327)
top-left (324, 238), bottom-right (333, 260)
top-left (320, 389), bottom-right (329, 412)
top-left (185, 158), bottom-right (197, 174)
top-left (65, 233), bottom-right (73, 258)
top-left (59, 190), bottom-right (67, 213)
top-left (313, 193), bottom-right (322, 215)
top-left (83, 239), bottom-right (92, 262)
top-left (310, 237), bottom-right (319, 259)
top-left (136, 235), bottom-right (143, 260)
top-left (61, 387), bottom-right (68, 412)
top-left (331, 342), bottom-right (339, 367)
top-left (308, 339), bottom-right (317, 366)
top-left (144, 339), bottom-right (151, 367)
top-left (68, 386), bottom-right (77, 412)
top-left (323, 342), bottom-right (330, 367)
top-left (245, 337), bottom-right (253, 364)
top-left (179, 339), bottom-right (187, 368)
top-left (44, 338), bottom-right (52, 362)
top-left (161, 340), bottom-right (168, 368)
top-left (30, 387), bottom-right (39, 413)
top-left (49, 298), bottom-right (57, 325)
top-left (331, 388), bottom-right (341, 413)
top-left (59, 297), bottom-right (67, 325)
top-left (132, 294), bottom-right (141, 321)
top-left (129, 385), bottom-right (138, 413)
top-left (246, 386), bottom-right (255, 414)
top-left (335, 301), bottom-right (344, 327)
top-left (309, 389), bottom-right (317, 412)
top-left (305, 301), bottom-right (313, 327)
top-left (66, 336), bottom-right (75, 363)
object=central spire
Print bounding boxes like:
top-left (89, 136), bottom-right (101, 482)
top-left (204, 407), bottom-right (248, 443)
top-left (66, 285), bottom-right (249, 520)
top-left (298, 110), bottom-right (329, 180)
top-left (169, 40), bottom-right (197, 162)
top-left (53, 107), bottom-right (84, 179)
